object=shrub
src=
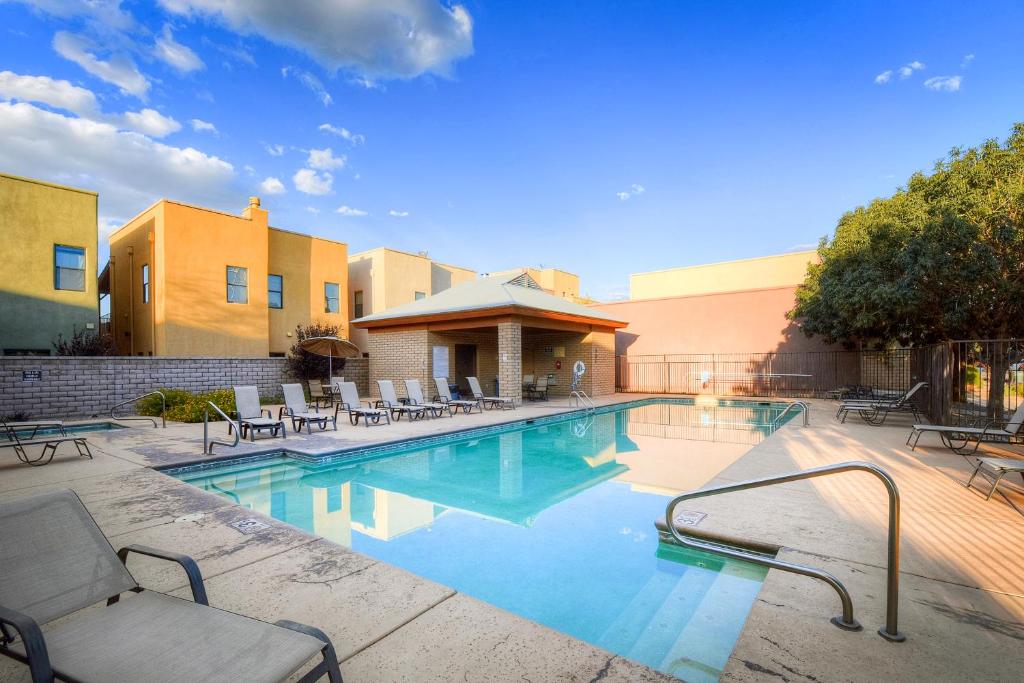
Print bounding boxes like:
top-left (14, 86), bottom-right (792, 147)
top-left (965, 366), bottom-right (980, 387)
top-left (136, 388), bottom-right (193, 416)
top-left (136, 388), bottom-right (235, 423)
top-left (1, 411), bottom-right (32, 422)
top-left (53, 326), bottom-right (116, 356)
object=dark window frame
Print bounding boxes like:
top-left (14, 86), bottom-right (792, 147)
top-left (324, 282), bottom-right (340, 313)
top-left (353, 290), bottom-right (364, 318)
top-left (141, 263), bottom-right (150, 304)
top-left (268, 274), bottom-right (283, 309)
top-left (227, 265), bottom-right (249, 304)
top-left (53, 244), bottom-right (86, 292)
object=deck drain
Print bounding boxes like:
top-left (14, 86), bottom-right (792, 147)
top-left (672, 510), bottom-right (707, 527)
top-left (229, 518), bottom-right (270, 534)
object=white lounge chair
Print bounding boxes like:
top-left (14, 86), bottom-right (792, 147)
top-left (232, 386), bottom-right (285, 442)
top-left (280, 384), bottom-right (337, 433)
top-left (375, 380), bottom-right (426, 421)
top-left (965, 457), bottom-right (1024, 500)
top-left (0, 419), bottom-right (91, 466)
top-left (2, 420), bottom-right (66, 440)
top-left (836, 381), bottom-right (928, 424)
top-left (467, 377), bottom-right (515, 410)
top-left (434, 378), bottom-right (481, 414)
top-left (404, 379), bottom-right (452, 418)
top-left (908, 402), bottom-right (1024, 454)
top-left (334, 382), bottom-right (390, 427)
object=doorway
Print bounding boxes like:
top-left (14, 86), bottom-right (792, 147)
top-left (454, 344), bottom-right (477, 392)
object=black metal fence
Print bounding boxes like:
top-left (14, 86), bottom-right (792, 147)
top-left (616, 339), bottom-right (1023, 425)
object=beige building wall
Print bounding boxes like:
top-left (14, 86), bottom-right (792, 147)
top-left (491, 267), bottom-right (582, 301)
top-left (629, 250), bottom-right (818, 300)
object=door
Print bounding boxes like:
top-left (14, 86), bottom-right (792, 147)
top-left (454, 344), bottom-right (477, 392)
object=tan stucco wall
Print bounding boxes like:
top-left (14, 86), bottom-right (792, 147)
top-left (431, 262), bottom-right (476, 294)
top-left (109, 205), bottom-right (159, 355)
top-left (0, 173), bottom-right (98, 353)
top-left (491, 267), bottom-right (580, 301)
top-left (629, 250), bottom-right (818, 300)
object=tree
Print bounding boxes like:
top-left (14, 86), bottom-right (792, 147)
top-left (285, 321), bottom-right (343, 380)
top-left (53, 326), bottom-right (117, 356)
top-left (790, 123), bottom-right (1024, 415)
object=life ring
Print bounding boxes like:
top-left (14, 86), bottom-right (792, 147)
top-left (573, 360), bottom-right (586, 376)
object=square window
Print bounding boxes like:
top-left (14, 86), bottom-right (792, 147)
top-left (414, 291), bottom-right (426, 301)
top-left (325, 282), bottom-right (339, 313)
top-left (54, 245), bottom-right (86, 291)
top-left (353, 290), bottom-right (364, 319)
top-left (268, 274), bottom-right (283, 309)
top-left (227, 266), bottom-right (248, 304)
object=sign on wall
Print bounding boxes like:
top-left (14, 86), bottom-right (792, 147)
top-left (21, 370), bottom-right (41, 382)
top-left (432, 346), bottom-right (449, 379)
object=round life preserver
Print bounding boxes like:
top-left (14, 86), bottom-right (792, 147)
top-left (573, 360), bottom-right (586, 376)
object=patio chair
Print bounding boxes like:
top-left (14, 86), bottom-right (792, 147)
top-left (2, 419), bottom-right (66, 440)
top-left (0, 490), bottom-right (342, 683)
top-left (434, 377), bottom-right (481, 414)
top-left (404, 379), bottom-right (453, 418)
top-left (526, 376), bottom-right (549, 401)
top-left (231, 386), bottom-right (286, 442)
top-left (328, 376), bottom-right (345, 402)
top-left (334, 382), bottom-right (390, 427)
top-left (522, 374), bottom-right (535, 393)
top-left (467, 377), bottom-right (516, 410)
top-left (835, 381), bottom-right (928, 425)
top-left (965, 457), bottom-right (1024, 500)
top-left (0, 419), bottom-right (91, 467)
top-left (907, 402), bottom-right (1024, 454)
top-left (375, 380), bottom-right (426, 421)
top-left (307, 380), bottom-right (332, 409)
top-left (280, 384), bottom-right (337, 434)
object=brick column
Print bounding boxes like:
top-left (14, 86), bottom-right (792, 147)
top-left (497, 320), bottom-right (522, 402)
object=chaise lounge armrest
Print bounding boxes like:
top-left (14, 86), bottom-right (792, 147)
top-left (0, 605), bottom-right (53, 683)
top-left (114, 544), bottom-right (209, 606)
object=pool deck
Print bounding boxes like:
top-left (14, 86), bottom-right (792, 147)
top-left (1, 395), bottom-right (1022, 682)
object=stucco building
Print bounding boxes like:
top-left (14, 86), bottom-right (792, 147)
top-left (106, 196), bottom-right (348, 357)
top-left (489, 267), bottom-right (593, 303)
top-left (352, 271), bottom-right (625, 402)
top-left (0, 173), bottom-right (99, 355)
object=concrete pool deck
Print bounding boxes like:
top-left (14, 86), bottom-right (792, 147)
top-left (1, 395), bottom-right (1022, 681)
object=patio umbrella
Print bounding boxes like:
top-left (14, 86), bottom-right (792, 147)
top-left (298, 336), bottom-right (361, 378)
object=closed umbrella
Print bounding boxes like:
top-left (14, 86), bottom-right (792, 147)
top-left (298, 336), bottom-right (360, 378)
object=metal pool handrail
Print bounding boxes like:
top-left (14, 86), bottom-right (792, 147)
top-left (664, 460), bottom-right (905, 642)
top-left (569, 390), bottom-right (595, 411)
top-left (109, 391), bottom-right (166, 428)
top-left (774, 400), bottom-right (809, 427)
top-left (203, 402), bottom-right (240, 454)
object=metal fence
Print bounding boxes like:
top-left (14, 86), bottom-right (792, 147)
top-left (616, 339), bottom-right (1023, 425)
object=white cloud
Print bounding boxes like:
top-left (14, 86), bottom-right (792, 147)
top-left (874, 70), bottom-right (892, 84)
top-left (154, 24), bottom-right (205, 73)
top-left (293, 168), bottom-right (333, 195)
top-left (337, 205), bottom-right (368, 217)
top-left (319, 123), bottom-right (365, 145)
top-left (281, 66), bottom-right (332, 105)
top-left (306, 147), bottom-right (346, 171)
top-left (121, 108), bottom-right (181, 137)
top-left (923, 75), bottom-right (962, 92)
top-left (0, 100), bottom-right (235, 226)
top-left (9, 0), bottom-right (136, 31)
top-left (616, 192), bottom-right (630, 201)
top-left (631, 184), bottom-right (645, 194)
top-left (388, 209), bottom-right (409, 217)
top-left (306, 206), bottom-right (320, 214)
top-left (53, 31), bottom-right (150, 98)
top-left (265, 143), bottom-right (285, 156)
top-left (160, 0), bottom-right (474, 80)
top-left (616, 183), bottom-right (645, 201)
top-left (259, 176), bottom-right (286, 194)
top-left (243, 164), bottom-right (255, 175)
top-left (190, 118), bottom-right (217, 133)
top-left (961, 54), bottom-right (975, 68)
top-left (898, 60), bottom-right (925, 79)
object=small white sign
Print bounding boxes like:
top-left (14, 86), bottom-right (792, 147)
top-left (230, 518), bottom-right (270, 534)
top-left (432, 346), bottom-right (449, 379)
top-left (673, 510), bottom-right (707, 527)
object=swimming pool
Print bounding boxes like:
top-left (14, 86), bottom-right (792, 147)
top-left (171, 399), bottom-right (791, 681)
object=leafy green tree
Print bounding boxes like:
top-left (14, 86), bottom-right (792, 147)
top-left (285, 321), bottom-right (343, 380)
top-left (791, 124), bottom-right (1024, 415)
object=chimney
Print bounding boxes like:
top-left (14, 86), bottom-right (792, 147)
top-left (249, 196), bottom-right (261, 209)
top-left (242, 196), bottom-right (268, 224)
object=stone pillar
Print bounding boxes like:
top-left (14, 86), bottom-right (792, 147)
top-left (497, 320), bottom-right (522, 402)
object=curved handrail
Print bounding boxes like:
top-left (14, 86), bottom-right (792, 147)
top-left (569, 390), bottom-right (595, 411)
top-left (664, 460), bottom-right (904, 642)
top-left (774, 401), bottom-right (809, 427)
top-left (203, 402), bottom-right (240, 454)
top-left (110, 391), bottom-right (166, 428)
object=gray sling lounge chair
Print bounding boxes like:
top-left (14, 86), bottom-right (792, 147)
top-left (907, 402), bottom-right (1024, 454)
top-left (965, 457), bottom-right (1024, 500)
top-left (835, 381), bottom-right (928, 425)
top-left (0, 419), bottom-right (91, 467)
top-left (0, 490), bottom-right (342, 683)
top-left (404, 379), bottom-right (452, 418)
top-left (375, 380), bottom-right (426, 421)
top-left (280, 384), bottom-right (337, 433)
top-left (232, 386), bottom-right (286, 442)
top-left (434, 378), bottom-right (481, 414)
top-left (468, 377), bottom-right (515, 410)
top-left (3, 420), bottom-right (66, 440)
top-left (334, 382), bottom-right (390, 427)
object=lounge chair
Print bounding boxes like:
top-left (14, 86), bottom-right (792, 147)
top-left (434, 378), bottom-right (481, 414)
top-left (2, 420), bottom-right (66, 440)
top-left (0, 490), bottom-right (342, 683)
top-left (404, 379), bottom-right (453, 418)
top-left (835, 381), bottom-right (928, 425)
top-left (231, 386), bottom-right (286, 442)
top-left (0, 419), bottom-right (91, 467)
top-left (965, 457), bottom-right (1024, 500)
top-left (526, 376), bottom-right (549, 401)
top-left (334, 382), bottom-right (390, 427)
top-left (307, 380), bottom-right (332, 409)
top-left (907, 402), bottom-right (1024, 454)
top-left (468, 376), bottom-right (516, 410)
top-left (280, 384), bottom-right (337, 433)
top-left (375, 380), bottom-right (426, 421)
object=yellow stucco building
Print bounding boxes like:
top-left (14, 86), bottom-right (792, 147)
top-left (628, 250), bottom-right (819, 300)
top-left (490, 267), bottom-right (593, 303)
top-left (0, 173), bottom-right (99, 355)
top-left (107, 196), bottom-right (348, 357)
top-left (347, 247), bottom-right (476, 353)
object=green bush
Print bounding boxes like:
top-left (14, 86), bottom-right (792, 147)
top-left (965, 366), bottom-right (980, 386)
top-left (136, 387), bottom-right (236, 423)
top-left (136, 388), bottom-right (193, 416)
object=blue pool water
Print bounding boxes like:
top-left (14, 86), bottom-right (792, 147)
top-left (172, 399), bottom-right (788, 681)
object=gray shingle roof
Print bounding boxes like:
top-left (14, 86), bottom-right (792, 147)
top-left (353, 273), bottom-right (623, 325)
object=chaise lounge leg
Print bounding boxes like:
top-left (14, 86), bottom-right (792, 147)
top-left (274, 620), bottom-right (344, 682)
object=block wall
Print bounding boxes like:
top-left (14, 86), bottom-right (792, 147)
top-left (367, 329), bottom-right (430, 399)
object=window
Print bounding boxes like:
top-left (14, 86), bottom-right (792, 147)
top-left (54, 245), bottom-right (86, 291)
top-left (325, 282), bottom-right (340, 313)
top-left (414, 291), bottom-right (426, 301)
top-left (268, 274), bottom-right (283, 309)
top-left (227, 266), bottom-right (248, 304)
top-left (141, 264), bottom-right (150, 303)
top-left (353, 290), bottom-right (364, 318)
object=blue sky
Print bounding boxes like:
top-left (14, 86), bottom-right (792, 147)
top-left (1, 1), bottom-right (1022, 300)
